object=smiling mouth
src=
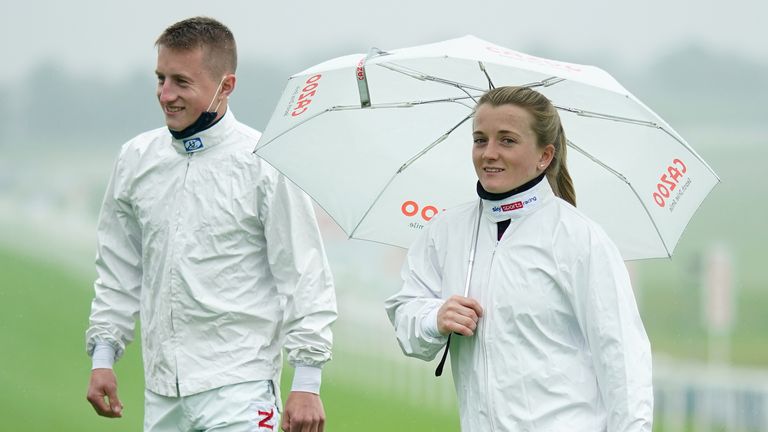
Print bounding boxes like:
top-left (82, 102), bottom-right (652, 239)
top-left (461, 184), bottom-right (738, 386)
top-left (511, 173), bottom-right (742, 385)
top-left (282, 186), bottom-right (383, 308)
top-left (484, 167), bottom-right (504, 173)
top-left (165, 106), bottom-right (183, 114)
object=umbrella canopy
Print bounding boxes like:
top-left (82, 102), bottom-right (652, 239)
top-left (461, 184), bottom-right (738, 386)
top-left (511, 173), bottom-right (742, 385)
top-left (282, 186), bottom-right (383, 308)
top-left (254, 35), bottom-right (719, 260)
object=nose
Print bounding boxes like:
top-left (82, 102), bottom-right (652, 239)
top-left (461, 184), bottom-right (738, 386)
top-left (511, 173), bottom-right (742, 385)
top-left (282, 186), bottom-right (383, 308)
top-left (482, 140), bottom-right (500, 160)
top-left (157, 81), bottom-right (176, 103)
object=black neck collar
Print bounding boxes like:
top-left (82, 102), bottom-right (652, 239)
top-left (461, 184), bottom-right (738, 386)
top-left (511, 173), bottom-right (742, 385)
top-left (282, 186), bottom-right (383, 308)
top-left (476, 173), bottom-right (546, 201)
top-left (169, 110), bottom-right (225, 140)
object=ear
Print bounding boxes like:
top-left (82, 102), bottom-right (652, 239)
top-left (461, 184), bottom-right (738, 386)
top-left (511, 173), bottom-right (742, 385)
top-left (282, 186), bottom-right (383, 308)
top-left (538, 144), bottom-right (555, 170)
top-left (220, 74), bottom-right (237, 98)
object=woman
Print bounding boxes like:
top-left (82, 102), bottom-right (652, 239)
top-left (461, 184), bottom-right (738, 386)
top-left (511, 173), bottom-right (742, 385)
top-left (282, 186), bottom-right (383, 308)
top-left (385, 86), bottom-right (653, 431)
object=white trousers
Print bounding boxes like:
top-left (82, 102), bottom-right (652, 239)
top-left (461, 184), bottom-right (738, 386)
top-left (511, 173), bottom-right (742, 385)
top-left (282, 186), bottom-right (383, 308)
top-left (144, 380), bottom-right (280, 432)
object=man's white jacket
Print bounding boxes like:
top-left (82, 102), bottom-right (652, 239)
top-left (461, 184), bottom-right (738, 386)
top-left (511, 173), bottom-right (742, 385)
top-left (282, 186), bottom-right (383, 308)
top-left (86, 111), bottom-right (337, 397)
top-left (385, 179), bottom-right (653, 432)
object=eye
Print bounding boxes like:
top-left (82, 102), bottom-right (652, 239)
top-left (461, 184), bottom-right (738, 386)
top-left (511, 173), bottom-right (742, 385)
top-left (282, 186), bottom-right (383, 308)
top-left (473, 137), bottom-right (487, 146)
top-left (500, 137), bottom-right (517, 146)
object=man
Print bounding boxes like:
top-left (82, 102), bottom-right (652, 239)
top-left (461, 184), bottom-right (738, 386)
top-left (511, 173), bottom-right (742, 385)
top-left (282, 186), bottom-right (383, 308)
top-left (85, 17), bottom-right (337, 432)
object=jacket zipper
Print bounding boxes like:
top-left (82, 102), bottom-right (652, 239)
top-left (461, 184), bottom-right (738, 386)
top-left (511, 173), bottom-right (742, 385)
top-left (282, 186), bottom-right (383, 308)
top-left (171, 152), bottom-right (194, 396)
top-left (481, 240), bottom-right (499, 432)
top-left (170, 153), bottom-right (193, 332)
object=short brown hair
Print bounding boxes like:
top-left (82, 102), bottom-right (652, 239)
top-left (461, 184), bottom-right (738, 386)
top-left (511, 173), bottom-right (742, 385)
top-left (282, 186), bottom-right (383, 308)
top-left (156, 16), bottom-right (237, 78)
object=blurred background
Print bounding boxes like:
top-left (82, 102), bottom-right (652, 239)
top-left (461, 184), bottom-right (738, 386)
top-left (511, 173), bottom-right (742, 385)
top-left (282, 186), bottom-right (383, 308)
top-left (1, 1), bottom-right (766, 430)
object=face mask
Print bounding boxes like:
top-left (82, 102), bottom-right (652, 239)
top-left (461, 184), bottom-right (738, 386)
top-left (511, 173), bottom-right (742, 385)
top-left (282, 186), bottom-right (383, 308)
top-left (169, 76), bottom-right (226, 140)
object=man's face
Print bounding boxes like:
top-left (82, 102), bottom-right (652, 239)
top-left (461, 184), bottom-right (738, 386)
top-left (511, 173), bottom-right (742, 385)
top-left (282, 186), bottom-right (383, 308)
top-left (155, 46), bottom-right (221, 131)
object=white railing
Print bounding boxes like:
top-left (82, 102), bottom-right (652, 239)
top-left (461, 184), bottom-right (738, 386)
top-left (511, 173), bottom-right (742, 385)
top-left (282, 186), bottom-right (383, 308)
top-left (654, 355), bottom-right (768, 432)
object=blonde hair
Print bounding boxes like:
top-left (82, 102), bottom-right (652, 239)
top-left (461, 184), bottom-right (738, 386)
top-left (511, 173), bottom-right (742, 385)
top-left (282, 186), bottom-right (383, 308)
top-left (476, 86), bottom-right (576, 206)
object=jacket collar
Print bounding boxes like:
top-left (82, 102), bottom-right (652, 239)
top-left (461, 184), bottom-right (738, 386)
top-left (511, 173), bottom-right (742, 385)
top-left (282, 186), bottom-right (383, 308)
top-left (169, 110), bottom-right (235, 155)
top-left (482, 177), bottom-right (554, 223)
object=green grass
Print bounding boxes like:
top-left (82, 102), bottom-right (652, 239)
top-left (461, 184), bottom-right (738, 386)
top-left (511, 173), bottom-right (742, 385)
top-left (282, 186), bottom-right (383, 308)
top-left (0, 248), bottom-right (145, 431)
top-left (0, 248), bottom-right (459, 431)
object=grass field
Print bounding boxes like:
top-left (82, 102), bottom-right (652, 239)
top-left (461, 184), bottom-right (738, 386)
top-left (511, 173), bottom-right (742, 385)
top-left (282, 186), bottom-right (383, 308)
top-left (0, 248), bottom-right (460, 431)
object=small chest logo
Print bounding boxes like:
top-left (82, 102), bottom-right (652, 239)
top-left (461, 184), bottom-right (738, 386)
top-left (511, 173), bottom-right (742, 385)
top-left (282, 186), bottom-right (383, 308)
top-left (183, 138), bottom-right (204, 153)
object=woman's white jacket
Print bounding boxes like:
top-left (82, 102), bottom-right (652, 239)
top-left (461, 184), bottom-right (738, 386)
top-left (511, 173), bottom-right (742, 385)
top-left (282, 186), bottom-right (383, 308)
top-left (385, 179), bottom-right (653, 432)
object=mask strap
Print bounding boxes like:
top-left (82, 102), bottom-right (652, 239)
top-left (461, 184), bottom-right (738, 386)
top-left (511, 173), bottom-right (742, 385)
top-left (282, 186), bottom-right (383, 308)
top-left (206, 76), bottom-right (227, 112)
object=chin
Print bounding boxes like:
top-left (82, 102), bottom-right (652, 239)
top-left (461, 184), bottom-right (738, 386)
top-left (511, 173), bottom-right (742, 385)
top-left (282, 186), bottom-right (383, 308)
top-left (166, 121), bottom-right (189, 132)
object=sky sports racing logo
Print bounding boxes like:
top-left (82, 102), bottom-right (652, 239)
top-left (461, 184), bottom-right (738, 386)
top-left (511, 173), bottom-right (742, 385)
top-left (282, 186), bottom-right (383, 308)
top-left (183, 138), bottom-right (204, 153)
top-left (492, 196), bottom-right (536, 213)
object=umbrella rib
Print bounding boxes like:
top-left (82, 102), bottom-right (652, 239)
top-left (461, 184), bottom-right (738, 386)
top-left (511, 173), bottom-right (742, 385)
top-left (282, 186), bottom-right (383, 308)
top-left (348, 112), bottom-right (475, 239)
top-left (397, 112), bottom-right (475, 173)
top-left (565, 139), bottom-right (628, 182)
top-left (556, 104), bottom-right (720, 182)
top-left (348, 173), bottom-right (398, 240)
top-left (376, 62), bottom-right (488, 95)
top-left (253, 109), bottom-right (333, 152)
top-left (478, 61), bottom-right (495, 89)
top-left (555, 105), bottom-right (661, 128)
top-left (256, 98), bottom-right (478, 154)
top-left (331, 96), bottom-right (477, 110)
top-left (521, 76), bottom-right (567, 89)
top-left (566, 139), bottom-right (672, 258)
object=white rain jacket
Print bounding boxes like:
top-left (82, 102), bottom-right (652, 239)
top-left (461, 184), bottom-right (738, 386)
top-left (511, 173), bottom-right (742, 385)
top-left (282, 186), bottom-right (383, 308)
top-left (386, 179), bottom-right (653, 432)
top-left (86, 111), bottom-right (337, 397)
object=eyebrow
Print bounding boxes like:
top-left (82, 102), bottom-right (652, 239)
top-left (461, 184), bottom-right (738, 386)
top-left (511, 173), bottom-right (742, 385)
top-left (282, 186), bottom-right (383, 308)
top-left (155, 71), bottom-right (193, 81)
top-left (473, 129), bottom-right (519, 135)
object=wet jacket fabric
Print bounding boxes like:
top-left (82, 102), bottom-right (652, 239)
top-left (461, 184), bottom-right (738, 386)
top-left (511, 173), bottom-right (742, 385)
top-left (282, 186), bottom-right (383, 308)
top-left (86, 111), bottom-right (337, 397)
top-left (386, 179), bottom-right (653, 431)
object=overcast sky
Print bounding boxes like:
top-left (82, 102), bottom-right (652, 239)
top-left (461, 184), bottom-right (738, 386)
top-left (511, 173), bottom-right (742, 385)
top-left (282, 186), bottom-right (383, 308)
top-left (2, 0), bottom-right (766, 84)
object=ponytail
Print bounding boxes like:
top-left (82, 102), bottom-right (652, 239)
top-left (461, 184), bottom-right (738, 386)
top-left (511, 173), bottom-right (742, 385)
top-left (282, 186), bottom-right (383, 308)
top-left (546, 125), bottom-right (576, 206)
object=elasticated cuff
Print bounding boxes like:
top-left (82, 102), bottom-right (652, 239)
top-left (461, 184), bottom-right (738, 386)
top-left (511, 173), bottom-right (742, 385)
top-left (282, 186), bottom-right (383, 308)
top-left (290, 365), bottom-right (322, 394)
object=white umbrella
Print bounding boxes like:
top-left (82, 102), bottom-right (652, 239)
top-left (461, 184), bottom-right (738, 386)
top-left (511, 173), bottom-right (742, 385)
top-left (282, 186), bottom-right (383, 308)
top-left (254, 35), bottom-right (719, 260)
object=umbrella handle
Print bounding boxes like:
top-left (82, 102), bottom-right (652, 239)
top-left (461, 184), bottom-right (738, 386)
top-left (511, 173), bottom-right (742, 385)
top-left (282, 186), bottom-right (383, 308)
top-left (462, 199), bottom-right (483, 297)
top-left (436, 200), bottom-right (482, 377)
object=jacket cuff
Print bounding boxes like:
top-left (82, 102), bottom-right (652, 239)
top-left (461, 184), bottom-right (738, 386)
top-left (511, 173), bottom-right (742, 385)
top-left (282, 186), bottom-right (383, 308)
top-left (291, 365), bottom-right (322, 394)
top-left (91, 341), bottom-right (116, 370)
top-left (420, 304), bottom-right (444, 339)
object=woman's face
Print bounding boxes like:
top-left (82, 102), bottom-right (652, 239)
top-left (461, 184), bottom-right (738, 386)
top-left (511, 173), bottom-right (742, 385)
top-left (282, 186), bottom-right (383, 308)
top-left (472, 103), bottom-right (553, 193)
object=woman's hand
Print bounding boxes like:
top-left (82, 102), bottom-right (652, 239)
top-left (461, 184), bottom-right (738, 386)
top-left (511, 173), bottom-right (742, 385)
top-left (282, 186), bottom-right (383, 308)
top-left (436, 295), bottom-right (484, 336)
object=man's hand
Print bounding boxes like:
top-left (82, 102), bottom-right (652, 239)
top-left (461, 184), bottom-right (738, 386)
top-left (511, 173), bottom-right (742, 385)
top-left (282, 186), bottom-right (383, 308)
top-left (281, 391), bottom-right (325, 432)
top-left (86, 368), bottom-right (123, 418)
top-left (437, 295), bottom-right (484, 336)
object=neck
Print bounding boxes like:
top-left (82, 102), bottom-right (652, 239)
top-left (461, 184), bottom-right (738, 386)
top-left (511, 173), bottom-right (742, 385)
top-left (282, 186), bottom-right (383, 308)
top-left (476, 173), bottom-right (546, 200)
top-left (169, 109), bottom-right (225, 140)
